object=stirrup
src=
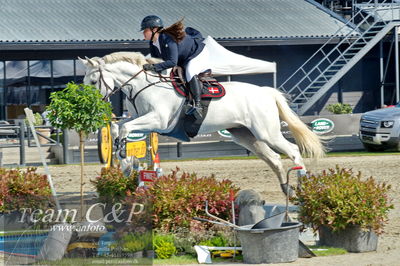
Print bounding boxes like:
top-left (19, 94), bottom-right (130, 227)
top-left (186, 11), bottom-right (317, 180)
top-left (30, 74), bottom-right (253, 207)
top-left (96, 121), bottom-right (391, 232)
top-left (185, 105), bottom-right (203, 119)
top-left (193, 106), bottom-right (203, 120)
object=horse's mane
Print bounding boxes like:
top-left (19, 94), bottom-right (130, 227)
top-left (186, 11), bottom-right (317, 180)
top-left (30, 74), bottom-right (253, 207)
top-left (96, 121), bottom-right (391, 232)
top-left (102, 52), bottom-right (163, 66)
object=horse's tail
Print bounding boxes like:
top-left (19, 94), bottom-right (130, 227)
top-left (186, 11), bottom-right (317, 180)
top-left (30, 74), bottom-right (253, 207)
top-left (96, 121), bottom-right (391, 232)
top-left (270, 88), bottom-right (326, 159)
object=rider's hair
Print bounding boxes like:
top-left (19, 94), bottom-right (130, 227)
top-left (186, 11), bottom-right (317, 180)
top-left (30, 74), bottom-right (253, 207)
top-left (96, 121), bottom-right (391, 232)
top-left (159, 18), bottom-right (186, 43)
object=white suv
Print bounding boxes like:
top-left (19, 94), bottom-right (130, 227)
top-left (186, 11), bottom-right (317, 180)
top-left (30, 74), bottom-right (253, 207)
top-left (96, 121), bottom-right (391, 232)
top-left (359, 103), bottom-right (400, 152)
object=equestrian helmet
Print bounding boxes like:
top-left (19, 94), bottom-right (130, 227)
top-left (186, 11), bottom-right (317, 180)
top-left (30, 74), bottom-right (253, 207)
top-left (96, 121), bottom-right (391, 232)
top-left (140, 15), bottom-right (164, 31)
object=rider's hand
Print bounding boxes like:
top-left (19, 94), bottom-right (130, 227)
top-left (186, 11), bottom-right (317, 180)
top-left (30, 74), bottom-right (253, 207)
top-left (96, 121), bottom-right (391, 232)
top-left (143, 64), bottom-right (156, 72)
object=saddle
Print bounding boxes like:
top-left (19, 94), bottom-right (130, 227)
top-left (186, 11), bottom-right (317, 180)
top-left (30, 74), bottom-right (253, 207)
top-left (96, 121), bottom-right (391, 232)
top-left (160, 67), bottom-right (225, 142)
top-left (170, 67), bottom-right (226, 99)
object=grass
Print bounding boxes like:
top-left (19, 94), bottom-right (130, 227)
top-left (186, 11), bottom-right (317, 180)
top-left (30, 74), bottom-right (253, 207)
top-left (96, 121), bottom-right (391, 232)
top-left (30, 246), bottom-right (346, 265)
top-left (153, 254), bottom-right (244, 265)
top-left (325, 151), bottom-right (400, 157)
top-left (35, 255), bottom-right (240, 266)
top-left (36, 257), bottom-right (153, 265)
top-left (153, 254), bottom-right (197, 265)
top-left (309, 245), bottom-right (348, 256)
top-left (147, 245), bottom-right (348, 264)
top-left (162, 150), bottom-right (399, 162)
top-left (36, 255), bottom-right (200, 265)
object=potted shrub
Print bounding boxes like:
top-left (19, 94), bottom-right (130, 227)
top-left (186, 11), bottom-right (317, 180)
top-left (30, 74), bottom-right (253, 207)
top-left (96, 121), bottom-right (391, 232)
top-left (0, 167), bottom-right (53, 230)
top-left (133, 168), bottom-right (239, 232)
top-left (293, 165), bottom-right (393, 252)
top-left (326, 103), bottom-right (353, 114)
top-left (92, 166), bottom-right (138, 204)
top-left (91, 166), bottom-right (138, 229)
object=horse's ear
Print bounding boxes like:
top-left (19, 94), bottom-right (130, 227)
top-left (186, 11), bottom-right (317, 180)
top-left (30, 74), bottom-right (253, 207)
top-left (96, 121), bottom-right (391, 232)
top-left (78, 56), bottom-right (88, 66)
top-left (78, 56), bottom-right (98, 67)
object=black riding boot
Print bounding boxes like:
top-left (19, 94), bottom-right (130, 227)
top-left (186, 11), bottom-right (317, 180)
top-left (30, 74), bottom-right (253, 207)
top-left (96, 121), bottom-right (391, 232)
top-left (187, 75), bottom-right (203, 119)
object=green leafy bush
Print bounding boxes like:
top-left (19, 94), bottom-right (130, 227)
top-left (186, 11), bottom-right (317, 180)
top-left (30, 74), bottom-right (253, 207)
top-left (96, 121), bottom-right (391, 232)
top-left (199, 234), bottom-right (228, 247)
top-left (110, 231), bottom-right (152, 255)
top-left (326, 103), bottom-right (353, 114)
top-left (172, 226), bottom-right (237, 255)
top-left (25, 113), bottom-right (43, 126)
top-left (91, 166), bottom-right (138, 204)
top-left (293, 165), bottom-right (393, 234)
top-left (153, 233), bottom-right (177, 259)
top-left (134, 168), bottom-right (239, 232)
top-left (0, 168), bottom-right (52, 213)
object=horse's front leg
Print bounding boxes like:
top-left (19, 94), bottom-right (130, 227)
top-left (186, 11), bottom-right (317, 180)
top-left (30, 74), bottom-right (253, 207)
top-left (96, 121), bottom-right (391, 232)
top-left (119, 112), bottom-right (166, 140)
top-left (110, 118), bottom-right (133, 148)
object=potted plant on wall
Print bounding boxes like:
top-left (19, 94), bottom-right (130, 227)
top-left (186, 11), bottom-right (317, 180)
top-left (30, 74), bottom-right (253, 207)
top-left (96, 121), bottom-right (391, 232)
top-left (293, 165), bottom-right (393, 252)
top-left (0, 167), bottom-right (53, 230)
top-left (326, 103), bottom-right (353, 114)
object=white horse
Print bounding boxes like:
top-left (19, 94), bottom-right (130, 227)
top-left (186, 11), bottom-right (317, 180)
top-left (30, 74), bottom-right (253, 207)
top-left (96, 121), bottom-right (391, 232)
top-left (80, 52), bottom-right (325, 194)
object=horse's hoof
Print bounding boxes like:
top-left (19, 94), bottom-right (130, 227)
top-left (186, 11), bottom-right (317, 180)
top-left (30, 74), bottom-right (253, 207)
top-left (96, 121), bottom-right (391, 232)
top-left (113, 138), bottom-right (120, 150)
top-left (116, 138), bottom-right (127, 159)
top-left (118, 150), bottom-right (127, 159)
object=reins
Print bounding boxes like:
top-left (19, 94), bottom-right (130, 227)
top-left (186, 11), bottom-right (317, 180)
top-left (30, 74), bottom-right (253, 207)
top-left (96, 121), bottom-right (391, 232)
top-left (129, 72), bottom-right (172, 114)
top-left (98, 65), bottom-right (183, 115)
top-left (100, 68), bottom-right (144, 102)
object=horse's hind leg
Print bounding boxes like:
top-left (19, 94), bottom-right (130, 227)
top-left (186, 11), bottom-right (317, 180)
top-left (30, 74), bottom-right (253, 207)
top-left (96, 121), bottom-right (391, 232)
top-left (249, 117), bottom-right (306, 171)
top-left (271, 135), bottom-right (306, 170)
top-left (228, 127), bottom-right (287, 188)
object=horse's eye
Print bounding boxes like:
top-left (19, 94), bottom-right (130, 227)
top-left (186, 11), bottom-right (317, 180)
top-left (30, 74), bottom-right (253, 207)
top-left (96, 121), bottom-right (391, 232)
top-left (91, 80), bottom-right (97, 85)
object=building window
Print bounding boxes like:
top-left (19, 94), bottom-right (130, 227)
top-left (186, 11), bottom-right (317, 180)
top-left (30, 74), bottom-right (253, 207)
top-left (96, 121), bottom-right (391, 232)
top-left (1, 59), bottom-right (85, 120)
top-left (0, 61), bottom-right (4, 120)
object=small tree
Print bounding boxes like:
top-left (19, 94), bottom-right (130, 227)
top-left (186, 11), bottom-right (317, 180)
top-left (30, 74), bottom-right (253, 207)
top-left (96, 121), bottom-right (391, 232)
top-left (46, 82), bottom-right (112, 219)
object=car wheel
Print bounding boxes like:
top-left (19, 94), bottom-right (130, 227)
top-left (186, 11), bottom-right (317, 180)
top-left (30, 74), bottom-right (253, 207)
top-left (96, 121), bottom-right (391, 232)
top-left (362, 143), bottom-right (386, 152)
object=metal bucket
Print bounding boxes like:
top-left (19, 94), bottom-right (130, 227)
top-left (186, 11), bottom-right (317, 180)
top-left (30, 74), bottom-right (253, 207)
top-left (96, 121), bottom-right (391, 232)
top-left (236, 222), bottom-right (302, 264)
top-left (251, 211), bottom-right (285, 229)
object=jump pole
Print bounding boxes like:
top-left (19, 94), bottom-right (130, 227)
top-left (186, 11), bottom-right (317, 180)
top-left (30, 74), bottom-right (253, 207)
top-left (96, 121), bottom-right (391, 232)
top-left (24, 108), bottom-right (61, 212)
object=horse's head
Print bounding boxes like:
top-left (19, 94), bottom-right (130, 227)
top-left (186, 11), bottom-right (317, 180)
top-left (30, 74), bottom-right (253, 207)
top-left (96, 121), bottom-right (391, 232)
top-left (79, 56), bottom-right (117, 100)
top-left (80, 52), bottom-right (162, 101)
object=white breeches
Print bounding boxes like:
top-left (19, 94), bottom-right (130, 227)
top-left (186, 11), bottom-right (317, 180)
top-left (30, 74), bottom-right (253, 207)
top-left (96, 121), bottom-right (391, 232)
top-left (185, 45), bottom-right (210, 81)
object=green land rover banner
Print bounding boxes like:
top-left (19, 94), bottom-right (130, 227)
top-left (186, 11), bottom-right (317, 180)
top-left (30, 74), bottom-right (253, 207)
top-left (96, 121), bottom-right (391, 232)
top-left (311, 118), bottom-right (335, 134)
top-left (127, 132), bottom-right (147, 142)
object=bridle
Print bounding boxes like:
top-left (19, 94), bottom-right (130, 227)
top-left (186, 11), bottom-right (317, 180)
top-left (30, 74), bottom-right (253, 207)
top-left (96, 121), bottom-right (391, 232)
top-left (97, 66), bottom-right (142, 102)
top-left (96, 65), bottom-right (178, 114)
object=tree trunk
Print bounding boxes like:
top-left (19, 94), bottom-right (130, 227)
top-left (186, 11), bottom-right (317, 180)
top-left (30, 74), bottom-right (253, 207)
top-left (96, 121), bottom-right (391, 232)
top-left (79, 131), bottom-right (85, 221)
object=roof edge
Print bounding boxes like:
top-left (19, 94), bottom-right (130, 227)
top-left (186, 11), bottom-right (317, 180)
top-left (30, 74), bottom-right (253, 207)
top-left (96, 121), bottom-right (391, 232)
top-left (0, 41), bottom-right (148, 51)
top-left (305, 0), bottom-right (358, 30)
top-left (0, 37), bottom-right (346, 51)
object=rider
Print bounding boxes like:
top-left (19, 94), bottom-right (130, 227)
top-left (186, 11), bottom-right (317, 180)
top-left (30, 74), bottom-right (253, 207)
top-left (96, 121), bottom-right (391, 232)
top-left (140, 15), bottom-right (209, 119)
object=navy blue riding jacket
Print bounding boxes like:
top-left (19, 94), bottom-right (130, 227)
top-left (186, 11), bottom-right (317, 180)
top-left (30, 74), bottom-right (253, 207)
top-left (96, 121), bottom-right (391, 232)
top-left (149, 27), bottom-right (205, 73)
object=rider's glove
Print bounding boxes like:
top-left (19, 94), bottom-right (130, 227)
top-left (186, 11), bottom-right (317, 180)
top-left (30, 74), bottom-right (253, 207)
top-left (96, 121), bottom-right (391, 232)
top-left (143, 64), bottom-right (156, 72)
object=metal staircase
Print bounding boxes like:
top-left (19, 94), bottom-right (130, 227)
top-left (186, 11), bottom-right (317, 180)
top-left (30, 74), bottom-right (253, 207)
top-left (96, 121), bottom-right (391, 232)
top-left (279, 0), bottom-right (400, 115)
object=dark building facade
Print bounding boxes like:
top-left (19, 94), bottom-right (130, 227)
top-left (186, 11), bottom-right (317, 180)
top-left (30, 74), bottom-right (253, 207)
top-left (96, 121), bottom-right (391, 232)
top-left (1, 0), bottom-right (397, 121)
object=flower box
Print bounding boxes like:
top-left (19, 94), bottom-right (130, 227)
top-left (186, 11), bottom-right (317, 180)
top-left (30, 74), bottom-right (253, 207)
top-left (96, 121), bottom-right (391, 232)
top-left (318, 225), bottom-right (378, 252)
